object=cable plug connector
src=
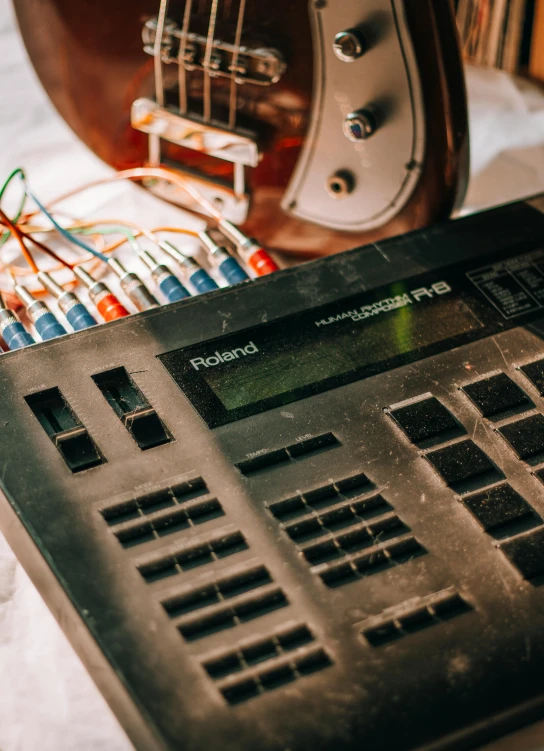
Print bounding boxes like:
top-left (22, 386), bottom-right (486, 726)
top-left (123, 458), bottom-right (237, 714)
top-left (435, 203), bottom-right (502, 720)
top-left (38, 271), bottom-right (97, 331)
top-left (0, 291), bottom-right (34, 350)
top-left (138, 248), bottom-right (191, 303)
top-left (73, 267), bottom-right (129, 322)
top-left (199, 231), bottom-right (249, 286)
top-left (217, 220), bottom-right (279, 276)
top-left (14, 284), bottom-right (67, 341)
top-left (158, 240), bottom-right (219, 294)
top-left (108, 258), bottom-right (159, 312)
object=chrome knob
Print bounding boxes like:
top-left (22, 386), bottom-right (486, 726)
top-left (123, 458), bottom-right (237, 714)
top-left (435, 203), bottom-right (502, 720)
top-left (344, 109), bottom-right (377, 141)
top-left (333, 28), bottom-right (367, 62)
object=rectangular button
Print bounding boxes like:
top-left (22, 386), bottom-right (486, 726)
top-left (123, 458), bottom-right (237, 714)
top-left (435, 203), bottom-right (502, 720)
top-left (123, 407), bottom-right (172, 450)
top-left (236, 448), bottom-right (290, 475)
top-left (335, 473), bottom-right (371, 494)
top-left (54, 427), bottom-right (103, 473)
top-left (92, 367), bottom-right (172, 450)
top-left (25, 387), bottom-right (104, 473)
top-left (462, 374), bottom-right (532, 419)
top-left (462, 483), bottom-right (536, 532)
top-left (388, 397), bottom-right (465, 447)
top-left (236, 433), bottom-right (339, 476)
top-left (363, 621), bottom-right (401, 647)
top-left (500, 528), bottom-right (544, 580)
top-left (498, 414), bottom-right (544, 465)
top-left (287, 433), bottom-right (339, 458)
top-left (520, 359), bottom-right (544, 395)
top-left (425, 440), bottom-right (503, 493)
top-left (431, 592), bottom-right (471, 620)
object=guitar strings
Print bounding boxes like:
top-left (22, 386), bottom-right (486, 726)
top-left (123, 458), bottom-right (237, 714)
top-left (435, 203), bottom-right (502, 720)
top-left (203, 0), bottom-right (220, 122)
top-left (178, 0), bottom-right (195, 114)
top-left (150, 0), bottom-right (171, 165)
top-left (177, 0), bottom-right (245, 127)
top-left (154, 0), bottom-right (170, 107)
top-left (228, 0), bottom-right (247, 129)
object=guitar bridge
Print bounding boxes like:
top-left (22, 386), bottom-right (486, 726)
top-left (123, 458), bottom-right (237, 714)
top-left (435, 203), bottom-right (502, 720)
top-left (131, 98), bottom-right (258, 223)
top-left (142, 17), bottom-right (286, 86)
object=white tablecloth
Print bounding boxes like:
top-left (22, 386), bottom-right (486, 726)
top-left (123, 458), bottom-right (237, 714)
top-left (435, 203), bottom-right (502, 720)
top-left (2, 1), bottom-right (544, 748)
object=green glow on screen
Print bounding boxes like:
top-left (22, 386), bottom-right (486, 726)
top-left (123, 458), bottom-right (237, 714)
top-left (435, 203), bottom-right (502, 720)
top-left (202, 296), bottom-right (481, 411)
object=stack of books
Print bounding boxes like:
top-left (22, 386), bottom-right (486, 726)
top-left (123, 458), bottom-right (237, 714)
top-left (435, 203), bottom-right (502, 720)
top-left (455, 0), bottom-right (530, 72)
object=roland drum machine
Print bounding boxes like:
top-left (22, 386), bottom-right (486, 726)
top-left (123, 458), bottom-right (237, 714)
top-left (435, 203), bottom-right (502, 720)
top-left (9, 196), bottom-right (544, 751)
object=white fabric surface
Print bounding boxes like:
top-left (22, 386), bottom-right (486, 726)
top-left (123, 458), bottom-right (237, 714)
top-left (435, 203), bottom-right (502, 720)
top-left (2, 1), bottom-right (544, 748)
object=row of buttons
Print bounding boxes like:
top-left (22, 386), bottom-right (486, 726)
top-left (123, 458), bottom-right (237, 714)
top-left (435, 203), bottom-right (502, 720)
top-left (389, 365), bottom-right (544, 485)
top-left (389, 369), bottom-right (538, 446)
top-left (388, 359), bottom-right (544, 581)
top-left (265, 472), bottom-right (425, 588)
top-left (236, 433), bottom-right (339, 476)
top-left (391, 362), bottom-right (544, 434)
top-left (26, 367), bottom-right (173, 473)
top-left (361, 588), bottom-right (472, 647)
top-left (100, 474), bottom-right (333, 702)
top-left (388, 395), bottom-right (503, 494)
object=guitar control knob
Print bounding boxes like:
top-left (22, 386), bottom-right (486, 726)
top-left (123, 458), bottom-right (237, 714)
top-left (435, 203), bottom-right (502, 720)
top-left (333, 28), bottom-right (367, 62)
top-left (344, 109), bottom-right (377, 141)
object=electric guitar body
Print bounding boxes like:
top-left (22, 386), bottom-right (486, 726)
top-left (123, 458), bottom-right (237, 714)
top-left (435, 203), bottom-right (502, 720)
top-left (13, 0), bottom-right (469, 257)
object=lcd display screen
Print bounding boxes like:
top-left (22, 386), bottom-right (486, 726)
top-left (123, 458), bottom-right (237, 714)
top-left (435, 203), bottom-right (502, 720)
top-left (158, 245), bottom-right (544, 428)
top-left (200, 295), bottom-right (480, 411)
top-left (158, 269), bottom-right (509, 427)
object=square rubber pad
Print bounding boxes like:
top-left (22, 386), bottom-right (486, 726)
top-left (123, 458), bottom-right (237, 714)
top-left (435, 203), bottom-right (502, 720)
top-left (498, 414), bottom-right (544, 465)
top-left (425, 440), bottom-right (503, 494)
top-left (389, 397), bottom-right (465, 447)
top-left (462, 374), bottom-right (532, 418)
top-left (462, 483), bottom-right (535, 531)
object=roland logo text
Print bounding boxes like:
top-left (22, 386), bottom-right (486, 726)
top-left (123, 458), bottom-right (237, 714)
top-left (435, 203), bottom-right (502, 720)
top-left (190, 341), bottom-right (259, 370)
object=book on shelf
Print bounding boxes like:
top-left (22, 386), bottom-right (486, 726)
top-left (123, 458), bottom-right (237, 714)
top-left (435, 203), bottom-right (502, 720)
top-left (455, 0), bottom-right (532, 74)
top-left (530, 0), bottom-right (544, 79)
